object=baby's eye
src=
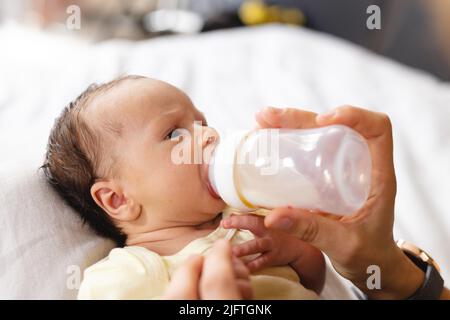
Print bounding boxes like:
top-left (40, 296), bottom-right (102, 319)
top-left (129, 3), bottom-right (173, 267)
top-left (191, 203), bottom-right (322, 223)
top-left (166, 128), bottom-right (184, 141)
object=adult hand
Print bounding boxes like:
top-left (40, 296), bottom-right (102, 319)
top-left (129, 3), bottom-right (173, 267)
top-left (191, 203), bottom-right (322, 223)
top-left (163, 239), bottom-right (253, 300)
top-left (255, 106), bottom-right (425, 299)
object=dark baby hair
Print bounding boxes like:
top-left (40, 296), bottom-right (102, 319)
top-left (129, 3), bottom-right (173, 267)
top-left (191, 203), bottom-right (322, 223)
top-left (42, 75), bottom-right (145, 246)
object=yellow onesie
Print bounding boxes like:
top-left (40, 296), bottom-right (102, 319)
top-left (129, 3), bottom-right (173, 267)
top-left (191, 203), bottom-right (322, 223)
top-left (77, 212), bottom-right (318, 300)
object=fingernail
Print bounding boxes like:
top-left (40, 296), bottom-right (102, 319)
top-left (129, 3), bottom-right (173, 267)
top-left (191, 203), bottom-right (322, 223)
top-left (317, 110), bottom-right (336, 122)
top-left (272, 217), bottom-right (293, 231)
top-left (263, 106), bottom-right (283, 115)
top-left (221, 219), bottom-right (230, 228)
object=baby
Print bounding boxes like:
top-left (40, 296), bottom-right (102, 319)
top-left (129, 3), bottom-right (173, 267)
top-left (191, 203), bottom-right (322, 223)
top-left (42, 75), bottom-right (325, 299)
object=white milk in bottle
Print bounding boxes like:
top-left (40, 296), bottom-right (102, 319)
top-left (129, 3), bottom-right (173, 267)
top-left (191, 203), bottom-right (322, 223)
top-left (208, 125), bottom-right (371, 215)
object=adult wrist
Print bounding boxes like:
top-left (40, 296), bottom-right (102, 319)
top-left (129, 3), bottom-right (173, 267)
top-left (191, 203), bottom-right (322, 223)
top-left (359, 246), bottom-right (425, 300)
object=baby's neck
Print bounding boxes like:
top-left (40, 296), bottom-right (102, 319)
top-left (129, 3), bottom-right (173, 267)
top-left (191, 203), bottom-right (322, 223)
top-left (125, 213), bottom-right (222, 256)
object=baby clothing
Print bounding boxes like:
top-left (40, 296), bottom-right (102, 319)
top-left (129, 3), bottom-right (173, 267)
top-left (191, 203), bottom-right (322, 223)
top-left (77, 214), bottom-right (318, 300)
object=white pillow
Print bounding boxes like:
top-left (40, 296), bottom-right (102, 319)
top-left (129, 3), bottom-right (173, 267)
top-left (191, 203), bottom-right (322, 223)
top-left (0, 160), bottom-right (115, 299)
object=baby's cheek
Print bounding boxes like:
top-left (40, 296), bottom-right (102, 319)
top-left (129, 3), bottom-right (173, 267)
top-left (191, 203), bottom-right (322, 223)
top-left (168, 163), bottom-right (200, 189)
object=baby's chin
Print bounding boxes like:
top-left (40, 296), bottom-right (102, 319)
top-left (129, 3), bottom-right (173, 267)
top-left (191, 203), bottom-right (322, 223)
top-left (204, 197), bottom-right (227, 218)
top-left (210, 198), bottom-right (228, 214)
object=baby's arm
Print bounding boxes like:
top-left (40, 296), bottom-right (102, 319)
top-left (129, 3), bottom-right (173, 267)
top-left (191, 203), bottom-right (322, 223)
top-left (288, 240), bottom-right (325, 294)
top-left (221, 214), bottom-right (325, 294)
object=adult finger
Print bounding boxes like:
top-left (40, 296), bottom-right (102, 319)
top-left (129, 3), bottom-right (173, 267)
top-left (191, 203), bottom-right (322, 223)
top-left (200, 240), bottom-right (242, 300)
top-left (163, 255), bottom-right (203, 299)
top-left (264, 207), bottom-right (349, 258)
top-left (256, 107), bottom-right (319, 129)
top-left (316, 105), bottom-right (392, 140)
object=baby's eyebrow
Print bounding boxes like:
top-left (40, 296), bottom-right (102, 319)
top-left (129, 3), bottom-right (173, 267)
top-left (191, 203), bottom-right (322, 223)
top-left (155, 108), bottom-right (185, 127)
top-left (160, 107), bottom-right (183, 118)
top-left (159, 107), bottom-right (206, 127)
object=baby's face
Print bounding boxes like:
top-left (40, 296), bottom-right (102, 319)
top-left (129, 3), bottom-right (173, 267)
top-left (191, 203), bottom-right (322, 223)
top-left (89, 78), bottom-right (226, 232)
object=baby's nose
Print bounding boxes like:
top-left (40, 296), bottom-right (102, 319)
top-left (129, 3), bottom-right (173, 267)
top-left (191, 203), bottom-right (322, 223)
top-left (202, 126), bottom-right (219, 148)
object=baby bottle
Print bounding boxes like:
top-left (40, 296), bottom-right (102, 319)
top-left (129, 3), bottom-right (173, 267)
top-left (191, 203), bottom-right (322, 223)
top-left (207, 125), bottom-right (372, 215)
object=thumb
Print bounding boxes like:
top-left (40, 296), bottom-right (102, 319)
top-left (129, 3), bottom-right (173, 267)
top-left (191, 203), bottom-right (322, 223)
top-left (264, 207), bottom-right (346, 254)
top-left (201, 239), bottom-right (242, 300)
top-left (163, 255), bottom-right (203, 299)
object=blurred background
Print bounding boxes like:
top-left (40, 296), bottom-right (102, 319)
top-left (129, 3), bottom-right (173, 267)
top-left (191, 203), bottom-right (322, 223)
top-left (1, 0), bottom-right (449, 80)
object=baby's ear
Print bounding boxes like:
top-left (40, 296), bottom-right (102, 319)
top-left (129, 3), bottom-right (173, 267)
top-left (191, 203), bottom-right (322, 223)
top-left (90, 180), bottom-right (140, 222)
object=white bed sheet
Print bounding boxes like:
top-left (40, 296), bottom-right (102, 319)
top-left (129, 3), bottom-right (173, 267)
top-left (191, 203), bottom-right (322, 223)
top-left (0, 23), bottom-right (449, 299)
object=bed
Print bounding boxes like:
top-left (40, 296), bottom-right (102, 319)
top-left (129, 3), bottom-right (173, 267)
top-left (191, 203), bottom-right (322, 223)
top-left (0, 22), bottom-right (449, 299)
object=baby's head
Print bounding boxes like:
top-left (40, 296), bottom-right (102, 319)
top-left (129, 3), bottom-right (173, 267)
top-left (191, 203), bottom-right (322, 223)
top-left (43, 76), bottom-right (226, 246)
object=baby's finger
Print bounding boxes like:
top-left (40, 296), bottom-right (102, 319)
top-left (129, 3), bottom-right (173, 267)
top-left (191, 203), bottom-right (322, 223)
top-left (232, 238), bottom-right (272, 257)
top-left (246, 253), bottom-right (273, 272)
top-left (256, 107), bottom-right (318, 129)
top-left (232, 256), bottom-right (253, 300)
top-left (232, 256), bottom-right (250, 280)
top-left (221, 214), bottom-right (266, 237)
top-left (236, 279), bottom-right (254, 300)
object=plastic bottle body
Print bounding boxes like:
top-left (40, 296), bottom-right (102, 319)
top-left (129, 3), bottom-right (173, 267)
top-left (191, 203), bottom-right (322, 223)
top-left (209, 125), bottom-right (372, 215)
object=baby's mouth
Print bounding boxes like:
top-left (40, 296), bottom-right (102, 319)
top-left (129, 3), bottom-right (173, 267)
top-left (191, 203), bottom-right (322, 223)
top-left (201, 140), bottom-right (221, 199)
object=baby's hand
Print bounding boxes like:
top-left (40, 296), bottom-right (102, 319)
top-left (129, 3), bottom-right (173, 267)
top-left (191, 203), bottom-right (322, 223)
top-left (221, 214), bottom-right (326, 294)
